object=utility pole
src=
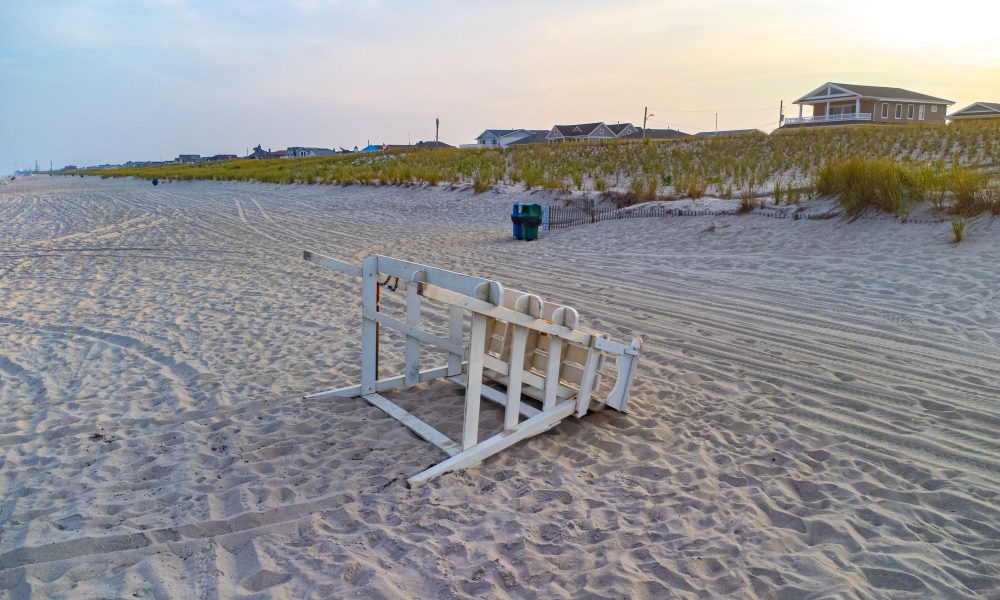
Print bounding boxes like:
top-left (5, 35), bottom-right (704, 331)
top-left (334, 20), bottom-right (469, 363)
top-left (643, 107), bottom-right (648, 138)
top-left (715, 113), bottom-right (718, 136)
top-left (779, 100), bottom-right (784, 127)
top-left (435, 118), bottom-right (439, 144)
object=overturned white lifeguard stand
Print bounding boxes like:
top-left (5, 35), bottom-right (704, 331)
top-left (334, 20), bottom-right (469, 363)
top-left (303, 251), bottom-right (642, 486)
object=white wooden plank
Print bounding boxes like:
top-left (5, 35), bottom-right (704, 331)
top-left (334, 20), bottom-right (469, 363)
top-left (302, 250), bottom-right (362, 277)
top-left (447, 305), bottom-right (464, 377)
top-left (484, 370), bottom-right (575, 403)
top-left (407, 400), bottom-right (576, 487)
top-left (447, 375), bottom-right (540, 418)
top-left (483, 354), bottom-right (577, 400)
top-left (575, 343), bottom-right (602, 416)
top-left (404, 282), bottom-right (422, 386)
top-left (375, 255), bottom-right (500, 301)
top-left (360, 255), bottom-right (379, 395)
top-left (505, 324), bottom-right (529, 430)
top-left (601, 338), bottom-right (642, 412)
top-left (462, 313), bottom-right (488, 450)
top-left (362, 310), bottom-right (467, 358)
top-left (306, 363), bottom-right (467, 400)
top-left (544, 335), bottom-right (564, 411)
top-left (362, 393), bottom-right (461, 457)
top-left (418, 284), bottom-right (592, 345)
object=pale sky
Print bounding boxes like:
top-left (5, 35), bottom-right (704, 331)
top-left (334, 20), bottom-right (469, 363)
top-left (2, 0), bottom-right (998, 171)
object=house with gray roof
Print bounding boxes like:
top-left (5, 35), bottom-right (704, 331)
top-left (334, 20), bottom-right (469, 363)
top-left (547, 122), bottom-right (618, 142)
top-left (631, 128), bottom-right (691, 140)
top-left (286, 147), bottom-right (337, 158)
top-left (784, 82), bottom-right (954, 127)
top-left (474, 129), bottom-right (546, 148)
top-left (948, 102), bottom-right (1000, 121)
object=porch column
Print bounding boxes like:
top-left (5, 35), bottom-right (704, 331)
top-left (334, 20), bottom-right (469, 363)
top-left (799, 105), bottom-right (803, 119)
top-left (855, 97), bottom-right (861, 117)
top-left (826, 101), bottom-right (830, 119)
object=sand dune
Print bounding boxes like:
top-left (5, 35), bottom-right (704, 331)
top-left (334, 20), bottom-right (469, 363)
top-left (1, 176), bottom-right (998, 599)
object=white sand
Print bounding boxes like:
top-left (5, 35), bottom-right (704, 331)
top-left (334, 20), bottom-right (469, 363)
top-left (1, 176), bottom-right (998, 599)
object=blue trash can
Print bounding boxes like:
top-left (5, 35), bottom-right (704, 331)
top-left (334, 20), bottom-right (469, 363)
top-left (511, 203), bottom-right (524, 240)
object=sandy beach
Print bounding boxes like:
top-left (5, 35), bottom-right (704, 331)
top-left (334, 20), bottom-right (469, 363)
top-left (1, 176), bottom-right (999, 599)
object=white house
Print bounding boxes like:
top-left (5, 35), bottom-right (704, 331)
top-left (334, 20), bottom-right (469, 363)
top-left (474, 129), bottom-right (547, 148)
top-left (286, 147), bottom-right (337, 158)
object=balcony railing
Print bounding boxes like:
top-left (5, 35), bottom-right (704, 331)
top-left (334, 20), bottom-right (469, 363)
top-left (784, 113), bottom-right (873, 126)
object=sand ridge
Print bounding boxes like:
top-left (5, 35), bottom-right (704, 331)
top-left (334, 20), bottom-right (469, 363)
top-left (0, 176), bottom-right (998, 598)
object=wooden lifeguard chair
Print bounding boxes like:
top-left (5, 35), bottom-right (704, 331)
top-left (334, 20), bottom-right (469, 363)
top-left (302, 252), bottom-right (643, 487)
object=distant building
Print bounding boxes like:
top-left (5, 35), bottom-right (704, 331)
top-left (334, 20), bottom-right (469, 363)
top-left (176, 154), bottom-right (201, 163)
top-left (785, 82), bottom-right (953, 127)
top-left (248, 145), bottom-right (286, 160)
top-left (415, 140), bottom-right (453, 149)
top-left (474, 129), bottom-right (546, 148)
top-left (625, 128), bottom-right (690, 140)
top-left (547, 122), bottom-right (618, 142)
top-left (948, 102), bottom-right (1000, 121)
top-left (605, 123), bottom-right (638, 138)
top-left (286, 147), bottom-right (337, 158)
top-left (694, 129), bottom-right (763, 138)
top-left (206, 154), bottom-right (237, 162)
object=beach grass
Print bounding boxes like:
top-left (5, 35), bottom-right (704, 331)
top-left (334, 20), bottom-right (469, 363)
top-left (68, 121), bottom-right (999, 215)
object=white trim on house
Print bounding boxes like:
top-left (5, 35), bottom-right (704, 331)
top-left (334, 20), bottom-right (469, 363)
top-left (794, 82), bottom-right (856, 103)
top-left (895, 104), bottom-right (903, 119)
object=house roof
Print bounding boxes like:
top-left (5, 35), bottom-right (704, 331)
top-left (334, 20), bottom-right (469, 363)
top-left (415, 141), bottom-right (453, 149)
top-left (949, 102), bottom-right (1000, 117)
top-left (476, 129), bottom-right (519, 140)
top-left (288, 147), bottom-right (336, 156)
top-left (625, 128), bottom-right (691, 140)
top-left (552, 123), bottom-right (605, 137)
top-left (694, 129), bottom-right (762, 138)
top-left (505, 130), bottom-right (550, 146)
top-left (606, 123), bottom-right (635, 136)
top-left (795, 82), bottom-right (953, 105)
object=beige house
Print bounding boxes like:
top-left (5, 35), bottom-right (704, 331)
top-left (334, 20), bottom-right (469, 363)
top-left (948, 102), bottom-right (1000, 121)
top-left (785, 83), bottom-right (953, 127)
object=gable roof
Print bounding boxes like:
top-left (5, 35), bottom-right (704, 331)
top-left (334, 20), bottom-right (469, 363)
top-left (415, 140), bottom-right (453, 149)
top-left (794, 82), bottom-right (953, 105)
top-left (505, 130), bottom-right (550, 146)
top-left (626, 128), bottom-right (691, 140)
top-left (476, 129), bottom-right (519, 140)
top-left (552, 122), bottom-right (605, 137)
top-left (950, 102), bottom-right (1000, 117)
top-left (606, 123), bottom-right (635, 136)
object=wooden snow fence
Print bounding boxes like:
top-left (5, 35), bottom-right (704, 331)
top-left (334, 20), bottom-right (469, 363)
top-left (302, 251), bottom-right (643, 487)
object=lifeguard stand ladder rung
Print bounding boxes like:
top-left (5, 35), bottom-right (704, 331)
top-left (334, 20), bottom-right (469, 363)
top-left (302, 251), bottom-right (642, 487)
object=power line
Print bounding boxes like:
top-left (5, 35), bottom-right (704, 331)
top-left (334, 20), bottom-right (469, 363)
top-left (650, 106), bottom-right (776, 113)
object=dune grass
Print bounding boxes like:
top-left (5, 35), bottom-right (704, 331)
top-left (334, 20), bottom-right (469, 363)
top-left (67, 121), bottom-right (1000, 214)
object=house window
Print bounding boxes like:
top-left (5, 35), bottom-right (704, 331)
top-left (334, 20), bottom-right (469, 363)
top-left (895, 104), bottom-right (902, 119)
top-left (907, 105), bottom-right (915, 119)
top-left (881, 103), bottom-right (889, 119)
top-left (919, 105), bottom-right (926, 121)
top-left (931, 105), bottom-right (938, 113)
